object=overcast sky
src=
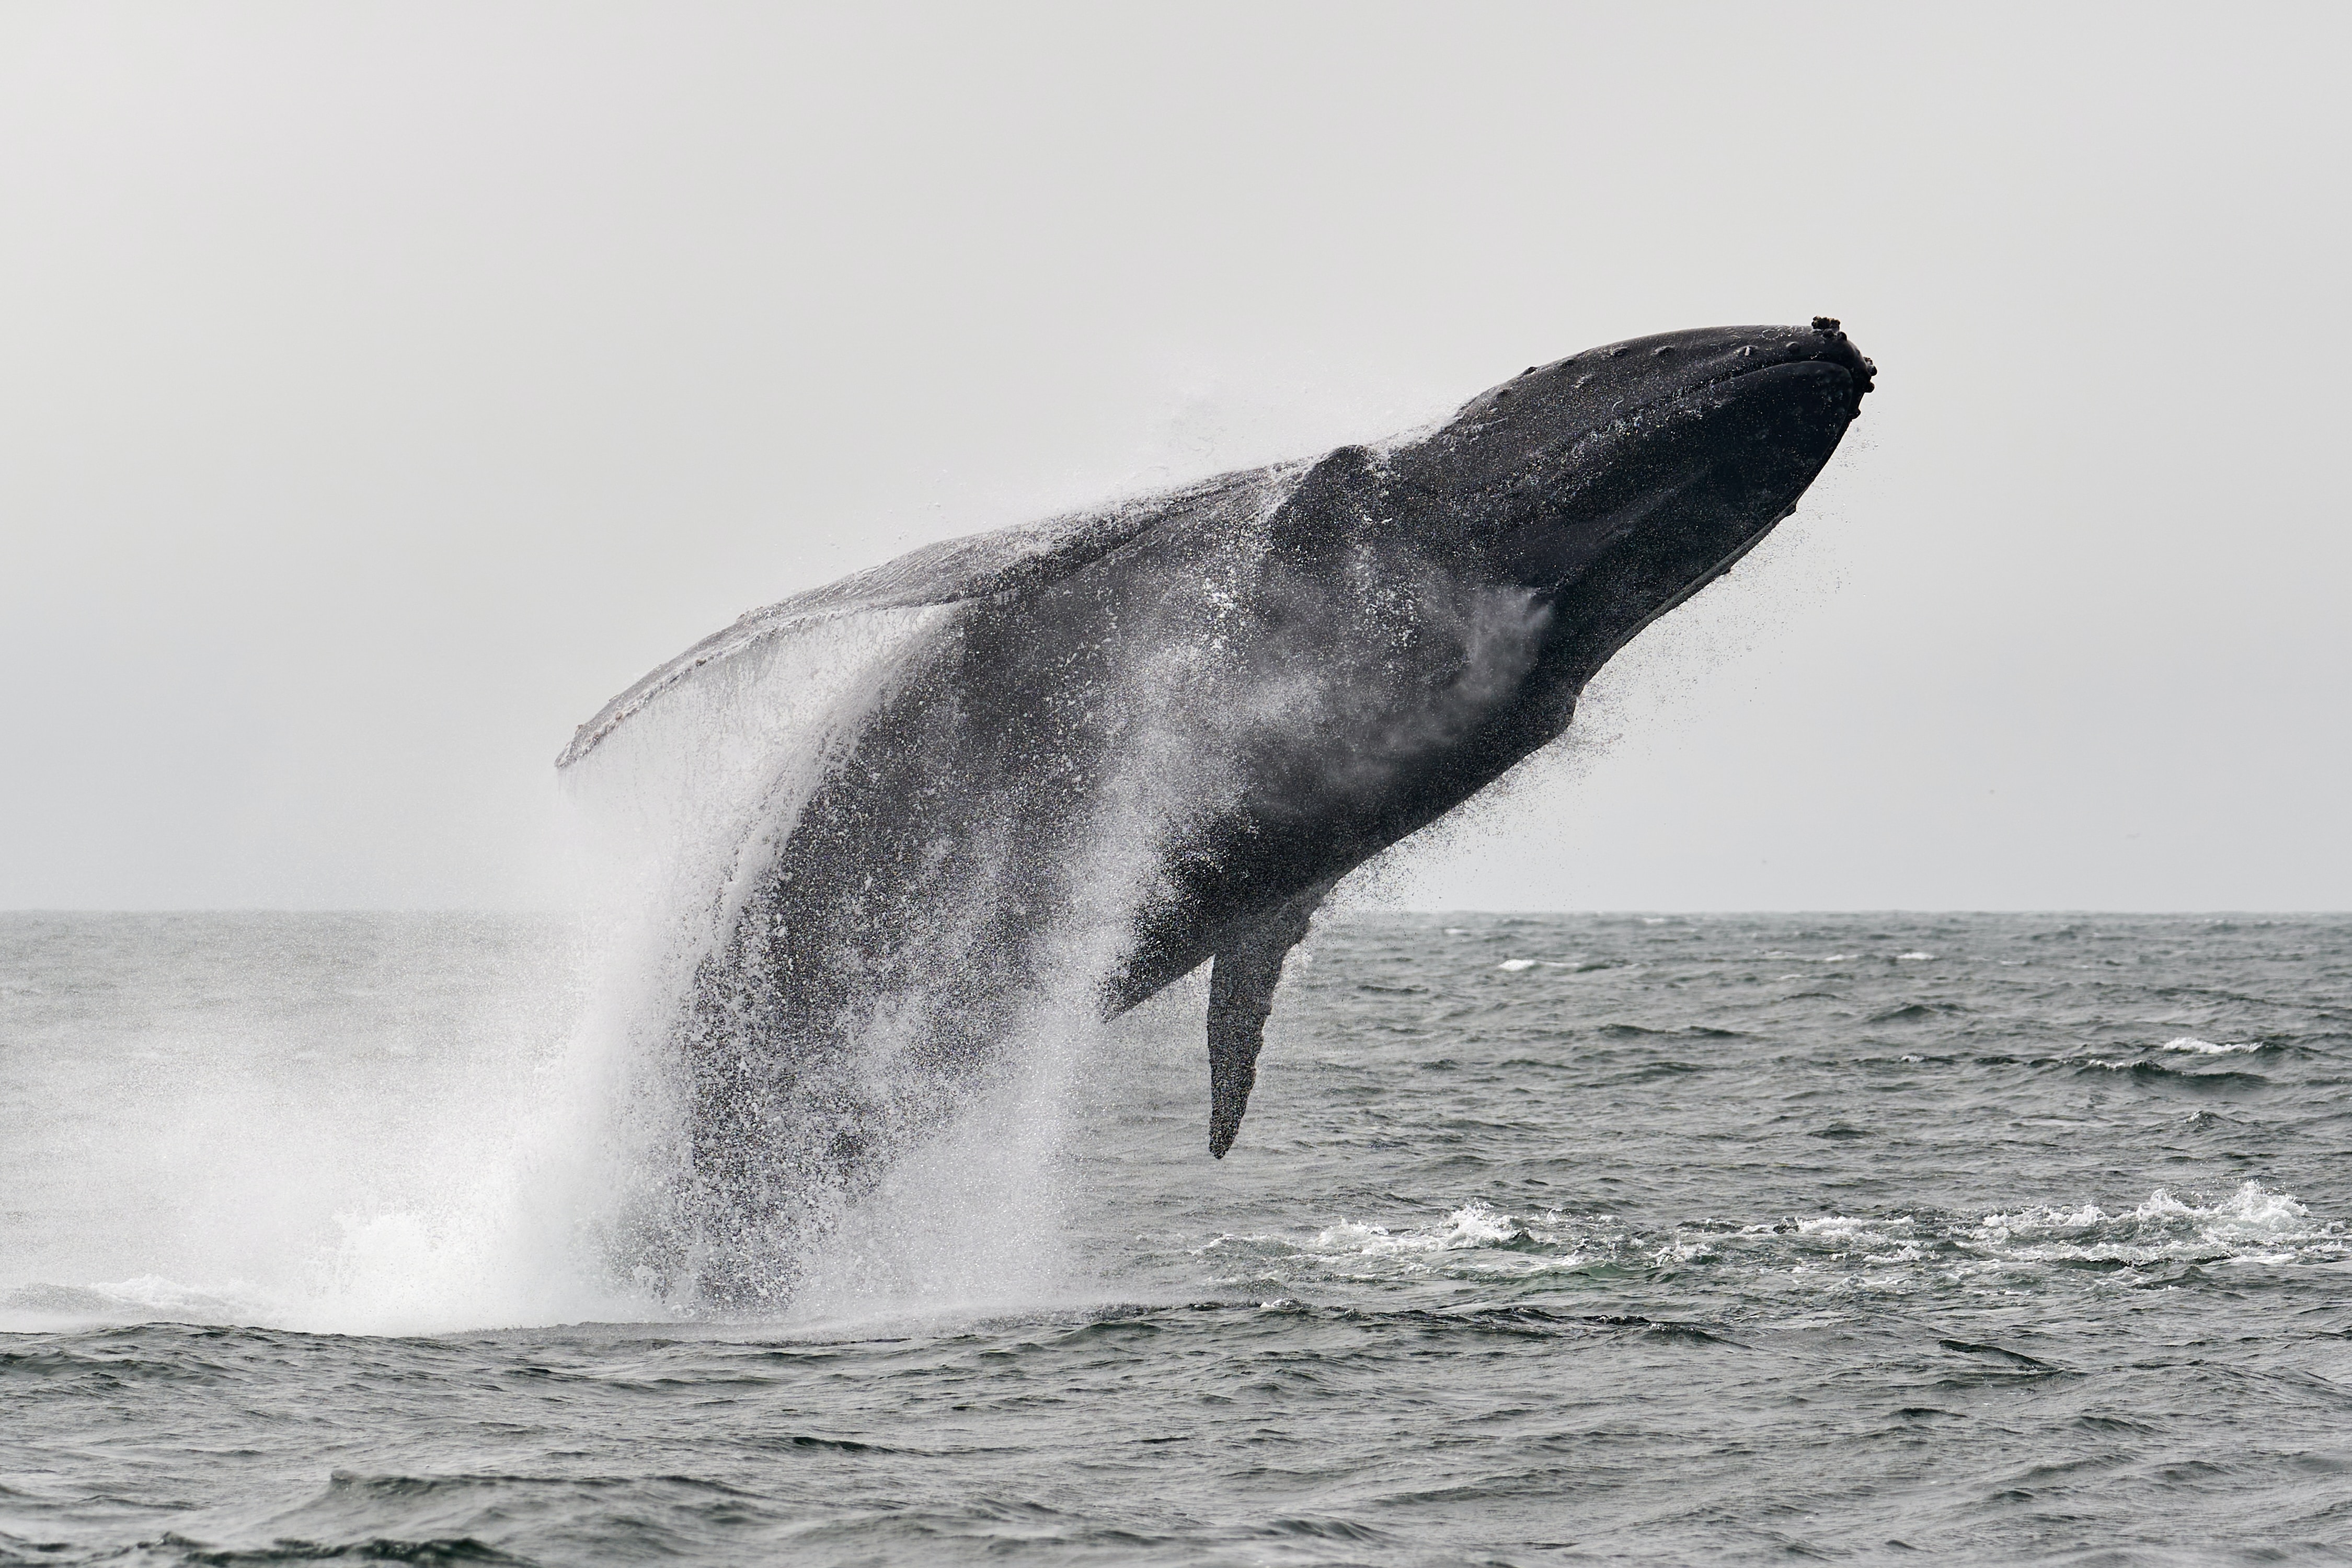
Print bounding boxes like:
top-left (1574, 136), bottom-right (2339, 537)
top-left (4, 2), bottom-right (2346, 911)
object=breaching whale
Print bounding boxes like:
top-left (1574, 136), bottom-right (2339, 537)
top-left (564, 319), bottom-right (1874, 1301)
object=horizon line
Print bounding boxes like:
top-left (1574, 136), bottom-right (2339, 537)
top-left (4, 907), bottom-right (2348, 919)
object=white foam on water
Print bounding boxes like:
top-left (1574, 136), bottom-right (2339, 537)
top-left (0, 922), bottom-right (660, 1335)
top-left (0, 606), bottom-right (975, 1338)
top-left (1189, 1203), bottom-right (1625, 1284)
top-left (2153, 1035), bottom-right (2264, 1054)
top-left (1178, 1181), bottom-right (2348, 1302)
top-left (270, 610), bottom-right (961, 1336)
top-left (1971, 1182), bottom-right (2332, 1262)
top-left (1791, 1214), bottom-right (1907, 1239)
top-left (1313, 1201), bottom-right (1528, 1256)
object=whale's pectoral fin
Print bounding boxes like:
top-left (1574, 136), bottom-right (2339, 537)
top-left (558, 471), bottom-right (1262, 768)
top-left (1206, 943), bottom-right (1290, 1159)
top-left (1206, 883), bottom-right (1333, 1158)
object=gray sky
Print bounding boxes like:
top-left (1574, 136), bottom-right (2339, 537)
top-left (4, 2), bottom-right (2346, 910)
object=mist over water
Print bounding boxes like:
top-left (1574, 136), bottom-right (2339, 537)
top-left (0, 906), bottom-right (1102, 1341)
top-left (0, 914), bottom-right (612, 1336)
top-left (7, 909), bottom-right (2352, 1563)
top-left (553, 578), bottom-right (1221, 1311)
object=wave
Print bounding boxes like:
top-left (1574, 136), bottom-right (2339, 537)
top-left (2074, 1059), bottom-right (2270, 1092)
top-left (1971, 1182), bottom-right (2330, 1264)
top-left (1187, 1182), bottom-right (2345, 1295)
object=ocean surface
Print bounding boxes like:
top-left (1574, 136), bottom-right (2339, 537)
top-left (5, 910), bottom-right (2351, 1565)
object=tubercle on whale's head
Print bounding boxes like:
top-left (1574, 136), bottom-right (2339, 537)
top-left (1383, 320), bottom-right (1873, 667)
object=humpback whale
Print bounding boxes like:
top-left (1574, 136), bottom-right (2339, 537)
top-left (564, 319), bottom-right (1874, 1301)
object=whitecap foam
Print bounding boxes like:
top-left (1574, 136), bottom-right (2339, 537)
top-left (1180, 1181), bottom-right (2346, 1304)
top-left (1794, 1213), bottom-right (1917, 1240)
top-left (1197, 1202), bottom-right (1632, 1284)
top-left (1243, 1204), bottom-right (1551, 1278)
top-left (1314, 1202), bottom-right (1527, 1257)
top-left (1969, 1182), bottom-right (2337, 1268)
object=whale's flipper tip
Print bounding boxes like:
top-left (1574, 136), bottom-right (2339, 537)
top-left (1207, 1025), bottom-right (1257, 1159)
top-left (1204, 882), bottom-right (1334, 1158)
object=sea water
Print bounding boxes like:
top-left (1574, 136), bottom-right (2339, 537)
top-left (4, 911), bottom-right (2350, 1564)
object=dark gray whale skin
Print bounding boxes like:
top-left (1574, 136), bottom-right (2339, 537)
top-left (564, 320), bottom-right (1874, 1299)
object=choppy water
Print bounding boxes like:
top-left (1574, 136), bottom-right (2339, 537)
top-left (6, 911), bottom-right (2352, 1564)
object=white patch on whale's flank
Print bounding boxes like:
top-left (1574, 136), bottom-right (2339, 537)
top-left (1361, 499), bottom-right (1839, 910)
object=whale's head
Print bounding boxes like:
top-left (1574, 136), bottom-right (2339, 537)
top-left (1389, 319), bottom-right (1873, 676)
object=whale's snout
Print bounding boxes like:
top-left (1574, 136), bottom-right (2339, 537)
top-left (1579, 317), bottom-right (1875, 424)
top-left (1438, 319), bottom-right (1874, 482)
top-left (1786, 317), bottom-right (1875, 413)
top-left (1382, 320), bottom-right (1876, 673)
